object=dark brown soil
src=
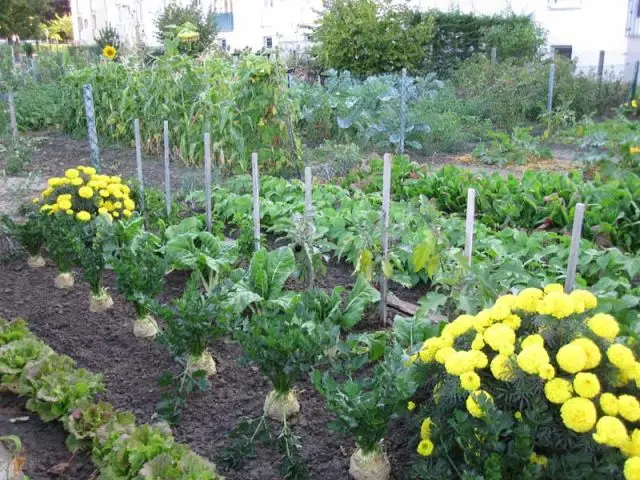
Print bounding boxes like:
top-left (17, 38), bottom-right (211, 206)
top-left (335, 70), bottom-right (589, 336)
top-left (0, 258), bottom-right (415, 480)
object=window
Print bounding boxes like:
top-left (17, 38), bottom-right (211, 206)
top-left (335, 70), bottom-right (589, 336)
top-left (264, 36), bottom-right (273, 48)
top-left (264, 0), bottom-right (274, 6)
top-left (547, 0), bottom-right (582, 9)
top-left (221, 38), bottom-right (227, 50)
top-left (92, 14), bottom-right (97, 29)
top-left (83, 18), bottom-right (89, 28)
top-left (552, 45), bottom-right (572, 59)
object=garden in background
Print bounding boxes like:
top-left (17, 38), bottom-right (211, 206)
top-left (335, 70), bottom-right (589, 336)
top-left (1, 1), bottom-right (640, 479)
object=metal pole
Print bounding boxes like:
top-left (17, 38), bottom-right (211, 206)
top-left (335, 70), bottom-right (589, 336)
top-left (83, 84), bottom-right (101, 171)
top-left (204, 132), bottom-right (212, 232)
top-left (251, 153), bottom-right (261, 252)
top-left (597, 50), bottom-right (605, 84)
top-left (380, 153), bottom-right (392, 325)
top-left (464, 188), bottom-right (476, 266)
top-left (630, 61), bottom-right (640, 101)
top-left (547, 63), bottom-right (556, 114)
top-left (399, 68), bottom-right (407, 155)
top-left (163, 120), bottom-right (171, 218)
top-left (491, 47), bottom-right (497, 65)
top-left (134, 119), bottom-right (145, 213)
top-left (8, 93), bottom-right (18, 138)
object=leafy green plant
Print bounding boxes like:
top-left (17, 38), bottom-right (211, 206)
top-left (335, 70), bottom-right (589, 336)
top-left (41, 213), bottom-right (80, 278)
top-left (17, 353), bottom-right (104, 422)
top-left (154, 0), bottom-right (217, 55)
top-left (66, 400), bottom-right (117, 452)
top-left (1, 213), bottom-right (45, 262)
top-left (312, 341), bottom-right (416, 475)
top-left (0, 337), bottom-right (53, 387)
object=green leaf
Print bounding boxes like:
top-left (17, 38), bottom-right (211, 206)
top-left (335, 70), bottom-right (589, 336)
top-left (341, 275), bottom-right (381, 329)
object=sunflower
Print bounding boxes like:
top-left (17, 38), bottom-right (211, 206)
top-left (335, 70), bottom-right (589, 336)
top-left (103, 44), bottom-right (117, 60)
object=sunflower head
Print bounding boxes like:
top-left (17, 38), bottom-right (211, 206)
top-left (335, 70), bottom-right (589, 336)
top-left (103, 44), bottom-right (117, 60)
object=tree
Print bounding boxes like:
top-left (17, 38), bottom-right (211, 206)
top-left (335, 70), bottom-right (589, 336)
top-left (0, 0), bottom-right (53, 39)
top-left (154, 1), bottom-right (217, 55)
top-left (43, 14), bottom-right (73, 42)
top-left (311, 0), bottom-right (435, 77)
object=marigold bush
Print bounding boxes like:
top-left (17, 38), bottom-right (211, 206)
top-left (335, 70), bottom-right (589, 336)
top-left (407, 283), bottom-right (640, 479)
top-left (34, 167), bottom-right (135, 221)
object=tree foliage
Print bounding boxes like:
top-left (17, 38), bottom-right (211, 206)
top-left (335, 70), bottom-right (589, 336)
top-left (311, 1), bottom-right (545, 77)
top-left (311, 0), bottom-right (435, 77)
top-left (43, 14), bottom-right (72, 42)
top-left (154, 0), bottom-right (217, 55)
top-left (0, 0), bottom-right (52, 39)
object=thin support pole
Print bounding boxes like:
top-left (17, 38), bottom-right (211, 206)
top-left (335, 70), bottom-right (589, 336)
top-left (564, 203), bottom-right (586, 293)
top-left (547, 63), bottom-right (556, 114)
top-left (380, 153), bottom-right (392, 325)
top-left (597, 50), bottom-right (605, 84)
top-left (464, 188), bottom-right (476, 266)
top-left (8, 93), bottom-right (17, 138)
top-left (491, 47), bottom-right (497, 65)
top-left (163, 120), bottom-right (171, 218)
top-left (204, 132), bottom-right (212, 232)
top-left (251, 152), bottom-right (261, 252)
top-left (83, 84), bottom-right (100, 171)
top-left (630, 61), bottom-right (640, 101)
top-left (399, 68), bottom-right (407, 155)
top-left (134, 119), bottom-right (145, 214)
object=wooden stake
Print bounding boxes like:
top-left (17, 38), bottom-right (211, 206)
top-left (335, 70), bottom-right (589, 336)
top-left (380, 153), bottom-right (392, 325)
top-left (464, 188), bottom-right (476, 266)
top-left (304, 166), bottom-right (313, 219)
top-left (134, 119), bottom-right (145, 213)
top-left (547, 63), bottom-right (556, 114)
top-left (251, 152), bottom-right (261, 251)
top-left (564, 203), bottom-right (586, 293)
top-left (491, 47), bottom-right (497, 65)
top-left (163, 120), bottom-right (171, 218)
top-left (204, 132), bottom-right (212, 232)
top-left (7, 93), bottom-right (17, 138)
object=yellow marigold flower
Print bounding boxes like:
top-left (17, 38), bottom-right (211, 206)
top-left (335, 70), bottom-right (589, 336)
top-left (573, 372), bottom-right (600, 398)
top-left (483, 323), bottom-right (516, 352)
top-left (472, 310), bottom-right (492, 331)
top-left (98, 207), bottom-right (108, 215)
top-left (49, 204), bottom-right (59, 214)
top-left (544, 378), bottom-right (573, 404)
top-left (522, 334), bottom-right (544, 349)
top-left (47, 177), bottom-right (62, 187)
top-left (440, 334), bottom-right (454, 347)
top-left (99, 189), bottom-right (110, 198)
top-left (503, 314), bottom-right (521, 330)
top-left (539, 363), bottom-right (556, 380)
top-left (124, 198), bottom-right (135, 211)
top-left (593, 416), bottom-right (629, 448)
top-left (460, 371), bottom-right (481, 392)
top-left (472, 350), bottom-right (488, 368)
top-left (572, 338), bottom-right (601, 370)
top-left (557, 343), bottom-right (587, 373)
top-left (76, 210), bottom-right (91, 222)
top-left (466, 390), bottom-right (493, 419)
top-left (608, 344), bottom-right (636, 370)
top-left (66, 209), bottom-right (73, 215)
top-left (57, 199), bottom-right (72, 211)
top-left (113, 211), bottom-right (120, 218)
top-left (407, 401), bottom-right (416, 411)
top-left (108, 184), bottom-right (124, 198)
top-left (517, 345), bottom-right (550, 375)
top-left (71, 177), bottom-right (84, 186)
top-left (445, 351), bottom-right (477, 376)
top-left (634, 99), bottom-right (639, 108)
top-left (490, 354), bottom-right (515, 381)
top-left (122, 185), bottom-right (131, 195)
top-left (495, 294), bottom-right (517, 309)
top-left (417, 439), bottom-right (434, 457)
top-left (103, 201), bottom-right (114, 211)
top-left (488, 304), bottom-right (511, 322)
top-left (587, 313), bottom-right (620, 340)
top-left (560, 397), bottom-right (597, 433)
top-left (40, 204), bottom-right (52, 213)
top-left (471, 333), bottom-right (485, 351)
top-left (544, 283), bottom-right (564, 294)
top-left (32, 197), bottom-right (39, 204)
top-left (109, 175), bottom-right (122, 184)
top-left (442, 314), bottom-right (473, 339)
top-left (514, 411), bottom-right (523, 421)
top-left (64, 168), bottom-right (80, 179)
top-left (537, 291), bottom-right (574, 319)
top-left (78, 186), bottom-right (94, 199)
top-left (113, 201), bottom-right (122, 209)
top-left (625, 457), bottom-right (640, 480)
top-left (420, 418), bottom-right (433, 439)
top-left (622, 430), bottom-right (640, 458)
top-left (619, 395), bottom-right (640, 422)
top-left (83, 167), bottom-right (97, 176)
top-left (41, 187), bottom-right (54, 197)
top-left (600, 392), bottom-right (619, 416)
top-left (499, 343), bottom-right (515, 356)
top-left (529, 452), bottom-right (548, 466)
top-left (516, 288), bottom-right (544, 312)
top-left (435, 347), bottom-right (455, 364)
top-left (569, 290), bottom-right (597, 313)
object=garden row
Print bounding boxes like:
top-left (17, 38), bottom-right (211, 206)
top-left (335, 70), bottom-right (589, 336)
top-left (4, 165), bottom-right (640, 479)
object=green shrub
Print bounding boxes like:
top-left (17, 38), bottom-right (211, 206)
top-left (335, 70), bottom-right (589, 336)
top-left (154, 0), bottom-right (217, 55)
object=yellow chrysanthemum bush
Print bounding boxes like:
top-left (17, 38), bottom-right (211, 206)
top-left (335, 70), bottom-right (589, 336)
top-left (406, 284), bottom-right (639, 479)
top-left (33, 167), bottom-right (135, 309)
